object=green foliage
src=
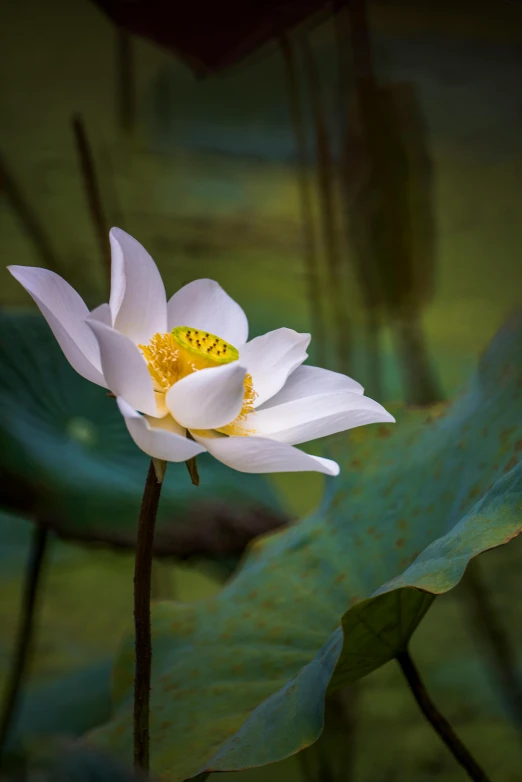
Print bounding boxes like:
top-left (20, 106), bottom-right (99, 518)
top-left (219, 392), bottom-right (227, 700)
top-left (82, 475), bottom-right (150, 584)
top-left (4, 660), bottom-right (112, 754)
top-left (0, 511), bottom-right (33, 573)
top-left (49, 748), bottom-right (143, 782)
top-left (0, 312), bottom-right (285, 559)
top-left (3, 745), bottom-right (142, 782)
top-left (91, 313), bottom-right (522, 779)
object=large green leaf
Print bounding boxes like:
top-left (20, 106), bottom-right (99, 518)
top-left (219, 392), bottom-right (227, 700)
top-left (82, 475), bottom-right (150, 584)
top-left (90, 312), bottom-right (522, 780)
top-left (0, 311), bottom-right (286, 559)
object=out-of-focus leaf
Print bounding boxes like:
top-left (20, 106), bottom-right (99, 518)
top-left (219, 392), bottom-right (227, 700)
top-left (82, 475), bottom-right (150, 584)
top-left (0, 312), bottom-right (287, 559)
top-left (0, 663), bottom-right (117, 780)
top-left (91, 313), bottom-right (522, 780)
top-left (0, 511), bottom-right (33, 573)
top-left (0, 511), bottom-right (86, 576)
top-left (4, 660), bottom-right (112, 754)
top-left (2, 745), bottom-right (143, 782)
top-left (429, 656), bottom-right (521, 720)
top-left (50, 747), bottom-right (143, 782)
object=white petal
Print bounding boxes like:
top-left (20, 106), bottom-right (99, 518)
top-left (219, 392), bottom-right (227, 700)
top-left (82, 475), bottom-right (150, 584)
top-left (7, 265), bottom-right (106, 387)
top-left (89, 302), bottom-right (112, 326)
top-left (192, 432), bottom-right (339, 475)
top-left (167, 279), bottom-right (248, 345)
top-left (238, 328), bottom-right (310, 407)
top-left (240, 391), bottom-right (395, 445)
top-left (88, 320), bottom-right (159, 417)
top-left (109, 228), bottom-right (167, 344)
top-left (117, 398), bottom-right (206, 462)
top-left (260, 364), bottom-right (364, 409)
top-left (166, 362), bottom-right (247, 430)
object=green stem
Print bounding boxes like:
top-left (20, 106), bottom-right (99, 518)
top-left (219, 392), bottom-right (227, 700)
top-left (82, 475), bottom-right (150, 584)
top-left (393, 312), bottom-right (443, 406)
top-left (397, 649), bottom-right (492, 782)
top-left (279, 34), bottom-right (326, 368)
top-left (134, 459), bottom-right (166, 771)
top-left (71, 113), bottom-right (111, 288)
top-left (302, 34), bottom-right (352, 375)
top-left (0, 524), bottom-right (48, 758)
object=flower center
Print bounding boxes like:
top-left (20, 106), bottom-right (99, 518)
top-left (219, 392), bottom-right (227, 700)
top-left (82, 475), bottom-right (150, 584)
top-left (139, 326), bottom-right (256, 431)
top-left (139, 326), bottom-right (239, 392)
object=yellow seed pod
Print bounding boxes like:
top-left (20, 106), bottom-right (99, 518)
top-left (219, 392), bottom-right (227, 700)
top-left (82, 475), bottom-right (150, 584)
top-left (171, 326), bottom-right (239, 371)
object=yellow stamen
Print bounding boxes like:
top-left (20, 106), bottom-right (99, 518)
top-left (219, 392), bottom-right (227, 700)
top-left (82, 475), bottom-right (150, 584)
top-left (139, 332), bottom-right (179, 392)
top-left (218, 372), bottom-right (257, 436)
top-left (139, 326), bottom-right (257, 435)
top-left (238, 372), bottom-right (257, 420)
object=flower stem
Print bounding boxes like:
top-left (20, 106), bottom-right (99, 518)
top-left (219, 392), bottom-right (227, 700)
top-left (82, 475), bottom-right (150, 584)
top-left (397, 649), bottom-right (492, 782)
top-left (0, 524), bottom-right (48, 758)
top-left (134, 458), bottom-right (166, 771)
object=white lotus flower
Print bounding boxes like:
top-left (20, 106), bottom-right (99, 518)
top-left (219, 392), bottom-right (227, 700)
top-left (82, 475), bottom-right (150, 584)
top-left (8, 228), bottom-right (395, 476)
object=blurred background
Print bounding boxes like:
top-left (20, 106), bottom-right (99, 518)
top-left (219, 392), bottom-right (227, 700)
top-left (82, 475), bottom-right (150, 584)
top-left (0, 0), bottom-right (522, 780)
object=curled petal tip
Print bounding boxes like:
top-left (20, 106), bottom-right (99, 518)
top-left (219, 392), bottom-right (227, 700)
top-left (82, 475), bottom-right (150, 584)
top-left (324, 460), bottom-right (341, 477)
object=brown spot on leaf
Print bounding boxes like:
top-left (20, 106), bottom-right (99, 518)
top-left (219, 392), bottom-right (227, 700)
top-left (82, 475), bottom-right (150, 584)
top-left (468, 484), bottom-right (481, 500)
top-left (395, 538), bottom-right (406, 549)
top-left (501, 426), bottom-right (516, 442)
